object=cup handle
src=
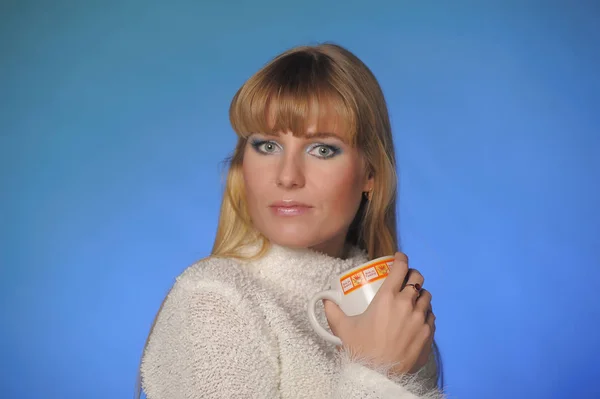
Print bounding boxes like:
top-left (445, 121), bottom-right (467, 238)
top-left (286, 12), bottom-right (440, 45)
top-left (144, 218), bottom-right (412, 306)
top-left (307, 290), bottom-right (343, 346)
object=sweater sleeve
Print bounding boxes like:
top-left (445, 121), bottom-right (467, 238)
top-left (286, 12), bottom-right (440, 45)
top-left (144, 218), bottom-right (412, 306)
top-left (140, 279), bottom-right (280, 399)
top-left (140, 273), bottom-right (444, 399)
top-left (333, 349), bottom-right (445, 399)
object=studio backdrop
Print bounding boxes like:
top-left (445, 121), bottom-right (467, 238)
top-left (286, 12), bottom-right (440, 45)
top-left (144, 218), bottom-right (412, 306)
top-left (1, 2), bottom-right (598, 399)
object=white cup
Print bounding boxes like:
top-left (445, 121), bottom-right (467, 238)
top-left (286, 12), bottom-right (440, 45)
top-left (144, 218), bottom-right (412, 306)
top-left (307, 255), bottom-right (396, 345)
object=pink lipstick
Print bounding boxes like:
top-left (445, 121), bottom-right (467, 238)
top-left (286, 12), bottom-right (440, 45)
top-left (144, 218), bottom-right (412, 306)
top-left (269, 201), bottom-right (313, 216)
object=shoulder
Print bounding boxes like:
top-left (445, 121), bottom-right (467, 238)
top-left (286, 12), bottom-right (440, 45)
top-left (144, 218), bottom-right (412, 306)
top-left (170, 255), bottom-right (253, 301)
top-left (145, 254), bottom-right (271, 348)
top-left (141, 255), bottom-right (280, 398)
top-left (143, 254), bottom-right (275, 365)
top-left (152, 255), bottom-right (271, 337)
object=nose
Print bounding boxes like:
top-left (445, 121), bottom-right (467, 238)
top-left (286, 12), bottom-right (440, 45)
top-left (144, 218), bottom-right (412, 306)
top-left (276, 152), bottom-right (305, 189)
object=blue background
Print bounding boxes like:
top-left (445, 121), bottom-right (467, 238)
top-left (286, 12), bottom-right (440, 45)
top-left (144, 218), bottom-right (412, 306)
top-left (1, 2), bottom-right (599, 398)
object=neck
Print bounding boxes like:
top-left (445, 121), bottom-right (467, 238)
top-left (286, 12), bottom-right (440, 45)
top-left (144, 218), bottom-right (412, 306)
top-left (308, 235), bottom-right (350, 260)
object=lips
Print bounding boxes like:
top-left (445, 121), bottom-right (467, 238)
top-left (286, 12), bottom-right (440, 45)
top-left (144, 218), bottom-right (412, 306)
top-left (269, 201), bottom-right (313, 216)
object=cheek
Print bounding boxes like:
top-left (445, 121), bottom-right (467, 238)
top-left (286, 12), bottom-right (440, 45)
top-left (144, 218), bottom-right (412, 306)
top-left (242, 151), bottom-right (273, 205)
top-left (314, 163), bottom-right (364, 215)
top-left (243, 169), bottom-right (261, 208)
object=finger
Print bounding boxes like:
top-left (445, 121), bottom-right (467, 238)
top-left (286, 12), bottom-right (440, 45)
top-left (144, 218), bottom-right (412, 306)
top-left (430, 312), bottom-right (437, 333)
top-left (404, 268), bottom-right (424, 288)
top-left (399, 272), bottom-right (424, 306)
top-left (401, 268), bottom-right (424, 292)
top-left (414, 289), bottom-right (432, 313)
top-left (380, 252), bottom-right (409, 294)
top-left (323, 299), bottom-right (346, 336)
top-left (415, 314), bottom-right (436, 372)
top-left (426, 310), bottom-right (436, 334)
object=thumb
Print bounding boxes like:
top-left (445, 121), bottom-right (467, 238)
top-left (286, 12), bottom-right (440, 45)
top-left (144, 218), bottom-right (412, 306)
top-left (323, 299), bottom-right (346, 336)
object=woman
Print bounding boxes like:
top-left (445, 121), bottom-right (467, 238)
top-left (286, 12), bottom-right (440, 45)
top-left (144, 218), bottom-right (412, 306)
top-left (137, 43), bottom-right (445, 399)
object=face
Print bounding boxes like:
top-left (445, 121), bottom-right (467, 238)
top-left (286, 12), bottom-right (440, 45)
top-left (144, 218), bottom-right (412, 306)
top-left (242, 114), bottom-right (373, 258)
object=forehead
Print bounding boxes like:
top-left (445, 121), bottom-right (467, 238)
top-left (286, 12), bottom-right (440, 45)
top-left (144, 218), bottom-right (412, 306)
top-left (265, 97), bottom-right (351, 142)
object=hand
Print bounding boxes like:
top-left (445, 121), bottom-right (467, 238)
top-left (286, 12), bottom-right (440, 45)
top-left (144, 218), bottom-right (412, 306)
top-left (324, 252), bottom-right (436, 375)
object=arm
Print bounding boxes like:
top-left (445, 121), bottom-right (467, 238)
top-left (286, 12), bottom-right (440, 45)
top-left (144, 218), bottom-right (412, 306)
top-left (334, 348), bottom-right (444, 399)
top-left (140, 280), bottom-right (280, 399)
top-left (140, 275), bottom-right (442, 399)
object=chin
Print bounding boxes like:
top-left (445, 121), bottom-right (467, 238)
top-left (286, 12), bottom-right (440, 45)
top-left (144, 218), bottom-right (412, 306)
top-left (267, 235), bottom-right (317, 249)
top-left (261, 227), bottom-right (320, 249)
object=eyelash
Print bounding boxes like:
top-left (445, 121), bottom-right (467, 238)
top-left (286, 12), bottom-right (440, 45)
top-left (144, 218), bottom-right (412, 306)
top-left (249, 139), bottom-right (341, 159)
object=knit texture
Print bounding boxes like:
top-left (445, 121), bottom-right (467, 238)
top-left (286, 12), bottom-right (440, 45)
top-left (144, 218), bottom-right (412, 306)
top-left (140, 243), bottom-right (445, 399)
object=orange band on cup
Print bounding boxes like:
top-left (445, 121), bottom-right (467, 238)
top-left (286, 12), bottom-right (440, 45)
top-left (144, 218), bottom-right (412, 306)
top-left (339, 258), bottom-right (394, 295)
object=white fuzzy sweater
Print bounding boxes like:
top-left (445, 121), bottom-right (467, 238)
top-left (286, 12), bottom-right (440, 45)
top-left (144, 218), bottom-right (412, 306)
top-left (140, 243), bottom-right (445, 399)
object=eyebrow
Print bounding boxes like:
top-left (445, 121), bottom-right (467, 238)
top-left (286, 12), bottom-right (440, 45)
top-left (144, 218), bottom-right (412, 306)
top-left (261, 131), bottom-right (348, 144)
top-left (305, 132), bottom-right (345, 141)
top-left (303, 132), bottom-right (349, 145)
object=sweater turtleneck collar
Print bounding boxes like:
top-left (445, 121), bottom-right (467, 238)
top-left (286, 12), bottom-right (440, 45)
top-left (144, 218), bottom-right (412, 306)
top-left (243, 241), bottom-right (370, 300)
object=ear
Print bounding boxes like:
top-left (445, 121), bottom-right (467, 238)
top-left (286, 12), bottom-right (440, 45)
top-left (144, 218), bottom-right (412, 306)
top-left (362, 169), bottom-right (374, 193)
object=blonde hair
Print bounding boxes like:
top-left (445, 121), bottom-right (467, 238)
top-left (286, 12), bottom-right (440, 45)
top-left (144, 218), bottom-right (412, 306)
top-left (135, 43), bottom-right (444, 397)
top-left (213, 43), bottom-right (399, 261)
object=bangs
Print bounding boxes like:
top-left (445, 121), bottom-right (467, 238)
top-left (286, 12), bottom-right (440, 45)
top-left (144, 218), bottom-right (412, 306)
top-left (229, 50), bottom-right (358, 145)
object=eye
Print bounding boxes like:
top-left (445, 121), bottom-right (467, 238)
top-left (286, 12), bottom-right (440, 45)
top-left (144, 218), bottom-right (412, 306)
top-left (261, 142), bottom-right (277, 153)
top-left (250, 140), bottom-right (280, 154)
top-left (308, 144), bottom-right (341, 159)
